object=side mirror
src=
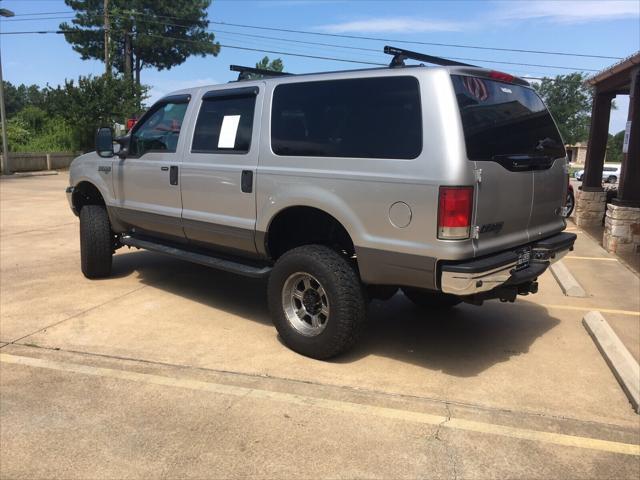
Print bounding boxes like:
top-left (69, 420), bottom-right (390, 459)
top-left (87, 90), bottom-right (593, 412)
top-left (96, 127), bottom-right (114, 158)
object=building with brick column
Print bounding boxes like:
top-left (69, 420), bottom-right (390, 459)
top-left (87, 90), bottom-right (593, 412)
top-left (575, 52), bottom-right (640, 255)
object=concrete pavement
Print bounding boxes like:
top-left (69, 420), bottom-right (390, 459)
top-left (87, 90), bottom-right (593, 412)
top-left (1, 173), bottom-right (639, 478)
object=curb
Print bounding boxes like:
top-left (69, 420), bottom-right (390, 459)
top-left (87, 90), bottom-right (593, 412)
top-left (550, 260), bottom-right (587, 297)
top-left (11, 171), bottom-right (59, 178)
top-left (583, 311), bottom-right (640, 414)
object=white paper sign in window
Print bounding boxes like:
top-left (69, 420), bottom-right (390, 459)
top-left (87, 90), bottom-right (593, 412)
top-left (218, 115), bottom-right (241, 149)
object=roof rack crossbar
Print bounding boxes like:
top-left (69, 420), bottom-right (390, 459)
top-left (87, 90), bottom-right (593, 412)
top-left (230, 65), bottom-right (293, 81)
top-left (383, 45), bottom-right (477, 68)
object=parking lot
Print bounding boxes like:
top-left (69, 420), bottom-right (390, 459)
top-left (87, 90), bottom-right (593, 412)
top-left (1, 173), bottom-right (639, 478)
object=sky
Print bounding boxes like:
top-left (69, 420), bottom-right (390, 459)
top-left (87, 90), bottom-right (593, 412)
top-left (1, 0), bottom-right (639, 134)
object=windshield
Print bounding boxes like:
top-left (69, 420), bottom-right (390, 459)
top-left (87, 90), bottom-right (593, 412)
top-left (451, 75), bottom-right (565, 161)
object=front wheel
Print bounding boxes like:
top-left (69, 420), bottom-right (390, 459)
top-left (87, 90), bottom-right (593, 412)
top-left (268, 245), bottom-right (366, 359)
top-left (402, 288), bottom-right (462, 309)
top-left (80, 205), bottom-right (113, 278)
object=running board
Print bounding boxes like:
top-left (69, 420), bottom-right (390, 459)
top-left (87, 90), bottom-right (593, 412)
top-left (120, 236), bottom-right (272, 279)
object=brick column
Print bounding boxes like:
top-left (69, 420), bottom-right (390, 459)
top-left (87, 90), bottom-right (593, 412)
top-left (575, 189), bottom-right (607, 227)
top-left (603, 204), bottom-right (640, 255)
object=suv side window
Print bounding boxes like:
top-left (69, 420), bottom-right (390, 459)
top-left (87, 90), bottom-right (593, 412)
top-left (129, 100), bottom-right (189, 157)
top-left (191, 92), bottom-right (257, 153)
top-left (271, 76), bottom-right (422, 159)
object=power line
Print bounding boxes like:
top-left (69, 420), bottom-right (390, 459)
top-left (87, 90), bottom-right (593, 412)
top-left (2, 9), bottom-right (623, 60)
top-left (0, 26), bottom-right (601, 72)
top-left (0, 29), bottom-right (553, 81)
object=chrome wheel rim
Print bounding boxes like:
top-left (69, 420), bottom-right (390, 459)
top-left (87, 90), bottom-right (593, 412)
top-left (282, 272), bottom-right (330, 337)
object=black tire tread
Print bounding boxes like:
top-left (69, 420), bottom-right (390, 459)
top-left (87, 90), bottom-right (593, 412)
top-left (80, 205), bottom-right (113, 278)
top-left (268, 245), bottom-right (366, 359)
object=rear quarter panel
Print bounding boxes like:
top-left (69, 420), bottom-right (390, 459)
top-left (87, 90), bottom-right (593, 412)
top-left (255, 68), bottom-right (476, 287)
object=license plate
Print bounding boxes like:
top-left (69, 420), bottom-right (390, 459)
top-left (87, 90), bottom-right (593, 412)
top-left (516, 247), bottom-right (531, 270)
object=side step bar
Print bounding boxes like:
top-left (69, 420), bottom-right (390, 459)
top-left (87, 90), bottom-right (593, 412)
top-left (120, 236), bottom-right (272, 279)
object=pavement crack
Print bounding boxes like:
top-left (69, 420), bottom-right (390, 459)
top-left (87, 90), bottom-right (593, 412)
top-left (6, 284), bottom-right (148, 345)
top-left (426, 403), bottom-right (460, 479)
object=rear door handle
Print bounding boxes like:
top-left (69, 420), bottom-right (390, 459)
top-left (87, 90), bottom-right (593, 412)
top-left (161, 166), bottom-right (169, 171)
top-left (169, 166), bottom-right (178, 185)
top-left (241, 170), bottom-right (253, 193)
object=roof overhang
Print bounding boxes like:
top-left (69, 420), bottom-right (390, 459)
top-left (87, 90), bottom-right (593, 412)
top-left (585, 52), bottom-right (640, 94)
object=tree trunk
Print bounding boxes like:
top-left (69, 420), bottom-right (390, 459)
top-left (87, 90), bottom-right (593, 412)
top-left (103, 0), bottom-right (110, 76)
top-left (135, 55), bottom-right (141, 86)
top-left (124, 32), bottom-right (133, 83)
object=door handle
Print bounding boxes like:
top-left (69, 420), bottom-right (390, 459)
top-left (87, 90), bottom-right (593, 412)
top-left (169, 166), bottom-right (178, 185)
top-left (161, 166), bottom-right (169, 171)
top-left (241, 170), bottom-right (253, 193)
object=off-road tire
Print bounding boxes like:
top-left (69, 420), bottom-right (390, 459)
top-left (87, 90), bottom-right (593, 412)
top-left (268, 245), bottom-right (366, 359)
top-left (402, 288), bottom-right (462, 309)
top-left (80, 205), bottom-right (113, 278)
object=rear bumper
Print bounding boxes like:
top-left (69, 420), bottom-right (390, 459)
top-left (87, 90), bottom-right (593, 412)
top-left (440, 232), bottom-right (576, 296)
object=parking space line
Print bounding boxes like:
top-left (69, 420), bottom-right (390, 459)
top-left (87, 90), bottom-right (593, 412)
top-left (2, 353), bottom-right (639, 457)
top-left (565, 256), bottom-right (618, 262)
top-left (539, 304), bottom-right (640, 317)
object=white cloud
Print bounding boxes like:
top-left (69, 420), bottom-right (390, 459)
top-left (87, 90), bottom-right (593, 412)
top-left (492, 0), bottom-right (640, 25)
top-left (316, 17), bottom-right (465, 34)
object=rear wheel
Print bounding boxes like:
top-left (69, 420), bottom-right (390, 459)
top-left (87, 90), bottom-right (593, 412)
top-left (80, 205), bottom-right (113, 278)
top-left (268, 245), bottom-right (366, 359)
top-left (402, 288), bottom-right (462, 309)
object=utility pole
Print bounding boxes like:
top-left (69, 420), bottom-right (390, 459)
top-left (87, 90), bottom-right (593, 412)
top-left (0, 7), bottom-right (15, 175)
top-left (104, 0), bottom-right (110, 76)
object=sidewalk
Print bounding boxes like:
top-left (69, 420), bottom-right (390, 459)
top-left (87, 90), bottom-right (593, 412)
top-left (563, 219), bottom-right (640, 362)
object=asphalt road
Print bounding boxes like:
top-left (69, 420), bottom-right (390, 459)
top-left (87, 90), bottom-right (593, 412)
top-left (1, 173), bottom-right (639, 479)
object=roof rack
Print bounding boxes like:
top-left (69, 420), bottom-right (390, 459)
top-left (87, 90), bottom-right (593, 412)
top-left (230, 65), bottom-right (293, 81)
top-left (383, 45), bottom-right (477, 68)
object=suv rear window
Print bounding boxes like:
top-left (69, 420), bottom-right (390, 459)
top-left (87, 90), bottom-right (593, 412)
top-left (271, 76), bottom-right (422, 159)
top-left (451, 75), bottom-right (565, 161)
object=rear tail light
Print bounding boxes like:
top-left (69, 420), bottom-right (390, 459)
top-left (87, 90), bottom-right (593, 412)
top-left (489, 70), bottom-right (515, 83)
top-left (438, 186), bottom-right (474, 240)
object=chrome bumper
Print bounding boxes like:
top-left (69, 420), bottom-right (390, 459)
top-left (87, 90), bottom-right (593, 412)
top-left (440, 232), bottom-right (576, 296)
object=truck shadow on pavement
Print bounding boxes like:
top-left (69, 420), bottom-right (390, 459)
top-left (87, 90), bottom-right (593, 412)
top-left (113, 250), bottom-right (560, 378)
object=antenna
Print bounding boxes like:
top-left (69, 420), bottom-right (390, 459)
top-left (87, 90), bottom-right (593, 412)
top-left (230, 65), bottom-right (293, 81)
top-left (383, 46), bottom-right (477, 68)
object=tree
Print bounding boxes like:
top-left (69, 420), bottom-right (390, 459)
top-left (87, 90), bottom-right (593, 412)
top-left (244, 56), bottom-right (284, 80)
top-left (607, 130), bottom-right (625, 163)
top-left (1, 81), bottom-right (45, 116)
top-left (45, 75), bottom-right (148, 150)
top-left (256, 56), bottom-right (284, 73)
top-left (535, 73), bottom-right (592, 145)
top-left (60, 0), bottom-right (220, 85)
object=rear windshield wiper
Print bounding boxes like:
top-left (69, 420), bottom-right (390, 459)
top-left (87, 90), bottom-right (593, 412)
top-left (535, 137), bottom-right (561, 152)
top-left (491, 154), bottom-right (554, 171)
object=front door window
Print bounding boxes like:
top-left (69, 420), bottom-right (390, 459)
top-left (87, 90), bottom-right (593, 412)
top-left (129, 101), bottom-right (188, 157)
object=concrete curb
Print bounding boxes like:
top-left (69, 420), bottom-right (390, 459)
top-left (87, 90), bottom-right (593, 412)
top-left (583, 311), bottom-right (640, 414)
top-left (550, 260), bottom-right (587, 297)
top-left (10, 171), bottom-right (59, 178)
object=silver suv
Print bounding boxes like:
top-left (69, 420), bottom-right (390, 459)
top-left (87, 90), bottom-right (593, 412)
top-left (66, 47), bottom-right (576, 359)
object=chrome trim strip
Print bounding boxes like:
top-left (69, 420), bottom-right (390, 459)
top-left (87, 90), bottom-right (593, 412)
top-left (441, 261), bottom-right (517, 295)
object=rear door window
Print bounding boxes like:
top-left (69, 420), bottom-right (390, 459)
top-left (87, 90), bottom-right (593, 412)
top-left (271, 76), bottom-right (422, 159)
top-left (451, 75), bottom-right (565, 162)
top-left (192, 93), bottom-right (257, 153)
